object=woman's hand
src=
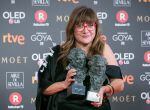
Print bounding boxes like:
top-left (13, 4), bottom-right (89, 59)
top-left (90, 86), bottom-right (109, 107)
top-left (64, 69), bottom-right (76, 88)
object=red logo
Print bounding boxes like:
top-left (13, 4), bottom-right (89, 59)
top-left (144, 51), bottom-right (150, 63)
top-left (34, 10), bottom-right (47, 23)
top-left (116, 10), bottom-right (128, 23)
top-left (9, 92), bottom-right (22, 106)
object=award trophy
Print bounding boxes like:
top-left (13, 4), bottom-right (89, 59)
top-left (86, 55), bottom-right (107, 103)
top-left (66, 48), bottom-right (87, 99)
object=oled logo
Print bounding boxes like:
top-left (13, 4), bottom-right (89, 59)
top-left (112, 32), bottom-right (133, 45)
top-left (32, 0), bottom-right (50, 6)
top-left (31, 47), bottom-right (54, 61)
top-left (2, 11), bottom-right (25, 24)
top-left (31, 32), bottom-right (56, 46)
top-left (97, 12), bottom-right (108, 24)
top-left (2, 33), bottom-right (25, 45)
top-left (112, 95), bottom-right (136, 103)
top-left (33, 10), bottom-right (49, 26)
top-left (115, 10), bottom-right (130, 27)
top-left (8, 92), bottom-right (24, 109)
top-left (113, 0), bottom-right (131, 7)
top-left (115, 53), bottom-right (135, 65)
top-left (141, 92), bottom-right (150, 104)
top-left (6, 72), bottom-right (24, 89)
top-left (140, 72), bottom-right (150, 85)
top-left (142, 51), bottom-right (150, 67)
top-left (141, 30), bottom-right (150, 47)
top-left (57, 0), bottom-right (79, 4)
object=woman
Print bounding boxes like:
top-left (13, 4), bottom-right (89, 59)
top-left (36, 6), bottom-right (124, 110)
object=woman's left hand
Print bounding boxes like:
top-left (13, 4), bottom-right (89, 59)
top-left (90, 86), bottom-right (107, 107)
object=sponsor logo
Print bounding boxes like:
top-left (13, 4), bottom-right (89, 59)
top-left (93, 0), bottom-right (98, 5)
top-left (138, 0), bottom-right (150, 2)
top-left (140, 72), bottom-right (150, 85)
top-left (57, 0), bottom-right (79, 4)
top-left (141, 92), bottom-right (150, 104)
top-left (11, 0), bottom-right (15, 4)
top-left (2, 33), bottom-right (25, 45)
top-left (60, 30), bottom-right (66, 44)
top-left (33, 10), bottom-right (49, 26)
top-left (6, 72), bottom-right (24, 89)
top-left (31, 97), bottom-right (36, 104)
top-left (115, 53), bottom-right (135, 65)
top-left (3, 11), bottom-right (25, 24)
top-left (31, 32), bottom-right (56, 46)
top-left (137, 16), bottom-right (150, 23)
top-left (8, 92), bottom-right (24, 109)
top-left (115, 10), bottom-right (130, 27)
top-left (32, 72), bottom-right (38, 84)
top-left (32, 0), bottom-right (50, 6)
top-left (97, 12), bottom-right (108, 24)
top-left (142, 51), bottom-right (150, 67)
top-left (31, 48), bottom-right (54, 61)
top-left (0, 56), bottom-right (27, 64)
top-left (113, 0), bottom-right (131, 7)
top-left (112, 95), bottom-right (136, 103)
top-left (123, 74), bottom-right (134, 85)
top-left (56, 15), bottom-right (69, 22)
top-left (112, 32), bottom-right (133, 45)
top-left (141, 30), bottom-right (150, 47)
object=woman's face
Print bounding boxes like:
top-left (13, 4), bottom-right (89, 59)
top-left (74, 22), bottom-right (96, 46)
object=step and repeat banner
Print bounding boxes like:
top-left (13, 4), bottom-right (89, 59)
top-left (0, 0), bottom-right (150, 110)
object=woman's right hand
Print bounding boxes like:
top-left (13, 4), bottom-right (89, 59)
top-left (64, 69), bottom-right (76, 88)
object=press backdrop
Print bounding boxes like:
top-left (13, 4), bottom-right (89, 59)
top-left (0, 0), bottom-right (150, 110)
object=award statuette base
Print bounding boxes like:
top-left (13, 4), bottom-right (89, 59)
top-left (67, 83), bottom-right (86, 99)
top-left (86, 91), bottom-right (102, 103)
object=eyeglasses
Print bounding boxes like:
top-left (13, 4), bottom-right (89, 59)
top-left (75, 22), bottom-right (96, 32)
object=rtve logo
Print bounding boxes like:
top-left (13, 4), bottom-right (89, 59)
top-left (57, 0), bottom-right (79, 4)
top-left (123, 74), bottom-right (134, 85)
top-left (2, 33), bottom-right (25, 45)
